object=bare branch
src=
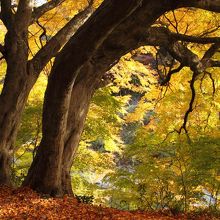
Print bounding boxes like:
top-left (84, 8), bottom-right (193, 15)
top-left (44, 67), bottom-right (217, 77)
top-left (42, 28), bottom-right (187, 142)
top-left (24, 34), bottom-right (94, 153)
top-left (31, 0), bottom-right (66, 24)
top-left (36, 20), bottom-right (48, 48)
top-left (178, 71), bottom-right (197, 141)
top-left (30, 2), bottom-right (94, 74)
top-left (166, 42), bottom-right (199, 69)
top-left (171, 33), bottom-right (220, 44)
top-left (205, 71), bottom-right (216, 96)
top-left (199, 25), bottom-right (220, 38)
top-left (147, 27), bottom-right (220, 45)
top-left (210, 60), bottom-right (220, 67)
top-left (160, 64), bottom-right (184, 85)
top-left (202, 42), bottom-right (220, 60)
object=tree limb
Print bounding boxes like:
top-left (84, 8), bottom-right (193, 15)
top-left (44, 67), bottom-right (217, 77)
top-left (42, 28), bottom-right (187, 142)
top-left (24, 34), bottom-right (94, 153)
top-left (180, 0), bottom-right (220, 13)
top-left (202, 42), bottom-right (220, 60)
top-left (160, 64), bottom-right (184, 85)
top-left (147, 27), bottom-right (220, 46)
top-left (205, 71), bottom-right (216, 96)
top-left (146, 27), bottom-right (220, 71)
top-left (209, 60), bottom-right (220, 67)
top-left (177, 71), bottom-right (198, 142)
top-left (171, 32), bottom-right (220, 44)
top-left (31, 0), bottom-right (66, 24)
top-left (36, 19), bottom-right (48, 48)
top-left (29, 2), bottom-right (94, 74)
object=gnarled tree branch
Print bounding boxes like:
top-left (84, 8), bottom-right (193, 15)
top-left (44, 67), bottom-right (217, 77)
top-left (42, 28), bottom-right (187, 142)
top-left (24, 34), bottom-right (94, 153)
top-left (179, 71), bottom-right (197, 137)
top-left (202, 42), bottom-right (220, 60)
top-left (160, 64), bottom-right (184, 85)
top-left (210, 60), bottom-right (220, 67)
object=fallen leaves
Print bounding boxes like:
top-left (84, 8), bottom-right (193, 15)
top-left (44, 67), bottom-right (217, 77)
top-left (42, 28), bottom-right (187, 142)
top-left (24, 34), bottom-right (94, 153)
top-left (0, 187), bottom-right (218, 219)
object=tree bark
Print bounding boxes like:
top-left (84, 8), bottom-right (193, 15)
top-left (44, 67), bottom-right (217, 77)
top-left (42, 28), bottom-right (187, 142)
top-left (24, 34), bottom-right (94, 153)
top-left (23, 0), bottom-right (179, 195)
top-left (61, 67), bottom-right (96, 194)
top-left (23, 0), bottom-right (146, 195)
top-left (0, 1), bottom-right (92, 185)
top-left (59, 0), bottom-right (178, 194)
top-left (0, 26), bottom-right (34, 184)
top-left (23, 0), bottom-right (220, 195)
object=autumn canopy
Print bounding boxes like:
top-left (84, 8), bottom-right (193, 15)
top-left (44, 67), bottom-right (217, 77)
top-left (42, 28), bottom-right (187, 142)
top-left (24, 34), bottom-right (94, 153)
top-left (0, 0), bottom-right (220, 217)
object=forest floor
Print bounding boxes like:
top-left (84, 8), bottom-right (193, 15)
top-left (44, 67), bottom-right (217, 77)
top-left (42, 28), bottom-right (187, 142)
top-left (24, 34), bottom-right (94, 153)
top-left (0, 187), bottom-right (219, 220)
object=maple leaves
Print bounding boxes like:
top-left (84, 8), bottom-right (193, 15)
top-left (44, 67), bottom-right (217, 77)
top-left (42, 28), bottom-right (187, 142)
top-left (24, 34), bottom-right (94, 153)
top-left (1, 186), bottom-right (218, 220)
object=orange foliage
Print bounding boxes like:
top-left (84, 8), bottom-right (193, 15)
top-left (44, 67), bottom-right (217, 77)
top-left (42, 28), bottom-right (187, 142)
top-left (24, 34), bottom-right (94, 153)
top-left (0, 187), bottom-right (217, 219)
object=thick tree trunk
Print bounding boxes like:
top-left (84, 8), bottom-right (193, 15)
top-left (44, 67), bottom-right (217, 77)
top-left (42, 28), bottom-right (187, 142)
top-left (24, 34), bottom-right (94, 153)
top-left (0, 0), bottom-right (34, 183)
top-left (61, 68), bottom-right (96, 194)
top-left (23, 0), bottom-right (184, 195)
top-left (0, 0), bottom-right (93, 186)
top-left (23, 0), bottom-right (144, 195)
top-left (21, 73), bottom-right (74, 195)
top-left (0, 28), bottom-right (35, 185)
top-left (0, 64), bottom-right (39, 185)
top-left (0, 149), bottom-right (11, 185)
top-left (23, 64), bottom-right (96, 195)
top-left (0, 77), bottom-right (30, 185)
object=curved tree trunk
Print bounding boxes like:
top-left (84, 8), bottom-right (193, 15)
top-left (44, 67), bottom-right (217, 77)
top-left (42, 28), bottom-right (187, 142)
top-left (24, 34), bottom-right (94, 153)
top-left (0, 74), bottom-right (33, 185)
top-left (61, 69), bottom-right (96, 194)
top-left (23, 0), bottom-right (145, 196)
top-left (23, 0), bottom-right (184, 195)
top-left (58, 0), bottom-right (173, 192)
top-left (22, 71), bottom-right (74, 195)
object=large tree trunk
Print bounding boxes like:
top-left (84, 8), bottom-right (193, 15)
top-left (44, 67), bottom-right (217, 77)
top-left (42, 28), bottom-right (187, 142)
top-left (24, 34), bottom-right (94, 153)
top-left (0, 29), bottom-right (34, 185)
top-left (23, 0), bottom-right (169, 195)
top-left (61, 68), bottom-right (96, 194)
top-left (22, 66), bottom-right (96, 195)
top-left (21, 71), bottom-right (74, 195)
top-left (0, 0), bottom-right (94, 186)
top-left (59, 0), bottom-right (175, 193)
top-left (0, 0), bottom-right (36, 185)
top-left (23, 0), bottom-right (186, 195)
top-left (0, 72), bottom-right (33, 185)
top-left (23, 0), bottom-right (145, 196)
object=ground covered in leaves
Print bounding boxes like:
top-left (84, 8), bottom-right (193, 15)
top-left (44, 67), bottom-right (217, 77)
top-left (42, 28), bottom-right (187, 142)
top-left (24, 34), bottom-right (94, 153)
top-left (0, 187), bottom-right (218, 219)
